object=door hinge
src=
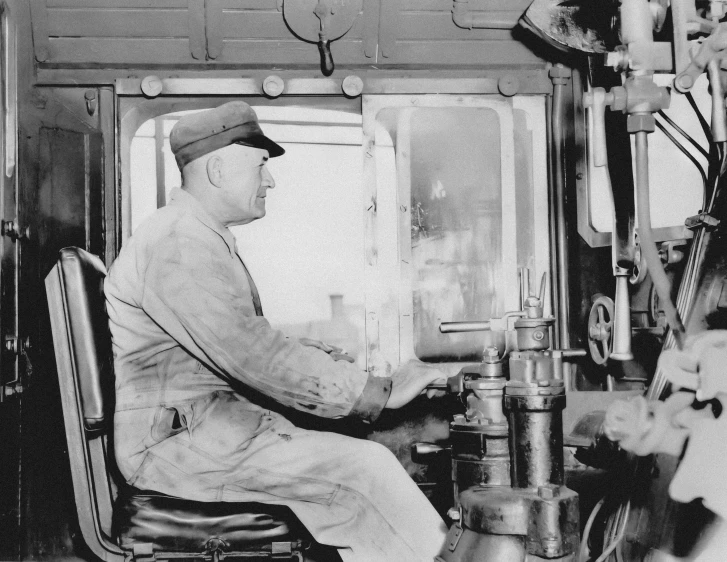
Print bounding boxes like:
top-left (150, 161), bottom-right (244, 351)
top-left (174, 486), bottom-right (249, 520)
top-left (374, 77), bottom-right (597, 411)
top-left (2, 219), bottom-right (29, 241)
top-left (5, 335), bottom-right (29, 355)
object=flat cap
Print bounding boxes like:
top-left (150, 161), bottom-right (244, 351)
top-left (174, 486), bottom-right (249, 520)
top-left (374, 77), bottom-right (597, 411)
top-left (170, 101), bottom-right (285, 169)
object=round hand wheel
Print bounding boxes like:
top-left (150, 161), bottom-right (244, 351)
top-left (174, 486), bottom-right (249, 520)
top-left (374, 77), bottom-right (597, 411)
top-left (588, 295), bottom-right (615, 365)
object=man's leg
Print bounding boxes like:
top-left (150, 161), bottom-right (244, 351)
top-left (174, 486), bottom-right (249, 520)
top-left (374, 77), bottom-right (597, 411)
top-left (219, 415), bottom-right (448, 562)
top-left (140, 395), bottom-right (448, 562)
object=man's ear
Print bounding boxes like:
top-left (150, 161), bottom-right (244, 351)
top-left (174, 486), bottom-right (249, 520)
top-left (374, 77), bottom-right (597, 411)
top-left (206, 155), bottom-right (224, 187)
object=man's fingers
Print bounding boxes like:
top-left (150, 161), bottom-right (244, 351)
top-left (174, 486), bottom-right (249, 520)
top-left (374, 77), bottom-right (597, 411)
top-left (299, 338), bottom-right (339, 353)
top-left (330, 351), bottom-right (355, 363)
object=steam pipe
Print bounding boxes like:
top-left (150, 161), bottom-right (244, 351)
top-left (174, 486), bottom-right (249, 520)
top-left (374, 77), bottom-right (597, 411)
top-left (708, 60), bottom-right (727, 142)
top-left (551, 65), bottom-right (571, 349)
top-left (545, 94), bottom-right (560, 351)
top-left (440, 321), bottom-right (491, 333)
top-left (452, 0), bottom-right (519, 29)
top-left (610, 273), bottom-right (634, 360)
top-left (634, 131), bottom-right (686, 347)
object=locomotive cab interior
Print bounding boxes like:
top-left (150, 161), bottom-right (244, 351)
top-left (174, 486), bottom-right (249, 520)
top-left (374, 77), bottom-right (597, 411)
top-left (2, 0), bottom-right (727, 561)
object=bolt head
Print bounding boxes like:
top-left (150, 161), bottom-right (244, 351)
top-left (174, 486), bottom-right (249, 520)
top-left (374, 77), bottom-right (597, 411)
top-left (342, 75), bottom-right (364, 97)
top-left (262, 75), bottom-right (285, 98)
top-left (538, 484), bottom-right (560, 499)
top-left (676, 74), bottom-right (694, 91)
top-left (497, 75), bottom-right (519, 97)
top-left (140, 75), bottom-right (163, 98)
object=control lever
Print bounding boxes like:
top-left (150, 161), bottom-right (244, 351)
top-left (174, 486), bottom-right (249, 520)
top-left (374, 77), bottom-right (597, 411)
top-left (314, 0), bottom-right (335, 76)
top-left (583, 87), bottom-right (615, 167)
top-left (439, 311), bottom-right (525, 334)
top-left (411, 442), bottom-right (450, 464)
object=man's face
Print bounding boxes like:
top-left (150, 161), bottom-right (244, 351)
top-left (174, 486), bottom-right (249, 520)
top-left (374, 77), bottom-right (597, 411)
top-left (218, 145), bottom-right (275, 226)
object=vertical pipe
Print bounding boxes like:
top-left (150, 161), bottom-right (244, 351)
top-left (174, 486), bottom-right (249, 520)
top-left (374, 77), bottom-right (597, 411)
top-left (708, 60), bottom-right (727, 143)
top-left (154, 117), bottom-right (166, 209)
top-left (610, 274), bottom-right (634, 360)
top-left (506, 395), bottom-right (566, 488)
top-left (551, 70), bottom-right (571, 349)
top-left (545, 94), bottom-right (561, 350)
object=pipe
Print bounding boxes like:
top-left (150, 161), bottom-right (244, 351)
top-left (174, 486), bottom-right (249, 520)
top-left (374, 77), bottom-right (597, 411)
top-left (440, 321), bottom-right (491, 333)
top-left (551, 67), bottom-right (571, 349)
top-left (545, 94), bottom-right (561, 349)
top-left (634, 131), bottom-right (686, 347)
top-left (452, 0), bottom-right (519, 30)
top-left (671, 0), bottom-right (692, 76)
top-left (708, 59), bottom-right (727, 142)
top-left (610, 274), bottom-right (634, 360)
top-left (505, 394), bottom-right (566, 488)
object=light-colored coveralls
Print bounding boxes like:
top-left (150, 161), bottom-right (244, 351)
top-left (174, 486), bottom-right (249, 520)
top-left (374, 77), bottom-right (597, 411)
top-left (105, 188), bottom-right (447, 562)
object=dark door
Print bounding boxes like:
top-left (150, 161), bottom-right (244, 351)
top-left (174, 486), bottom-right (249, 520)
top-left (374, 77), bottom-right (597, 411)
top-left (0, 87), bottom-right (114, 560)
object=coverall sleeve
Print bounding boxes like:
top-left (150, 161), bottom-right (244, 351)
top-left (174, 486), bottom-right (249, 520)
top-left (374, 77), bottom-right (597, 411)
top-left (141, 232), bottom-right (391, 423)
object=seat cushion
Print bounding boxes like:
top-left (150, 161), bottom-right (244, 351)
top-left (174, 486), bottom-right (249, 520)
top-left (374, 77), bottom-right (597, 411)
top-left (114, 489), bottom-right (307, 552)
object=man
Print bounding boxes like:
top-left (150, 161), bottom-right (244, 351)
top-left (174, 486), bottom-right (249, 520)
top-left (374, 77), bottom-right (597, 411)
top-left (106, 101), bottom-right (449, 561)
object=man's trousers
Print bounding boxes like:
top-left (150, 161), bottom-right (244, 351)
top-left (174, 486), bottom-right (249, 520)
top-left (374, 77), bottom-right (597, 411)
top-left (116, 391), bottom-right (448, 561)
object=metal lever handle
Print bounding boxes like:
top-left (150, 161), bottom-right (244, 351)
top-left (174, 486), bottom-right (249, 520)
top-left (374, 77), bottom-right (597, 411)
top-left (583, 87), bottom-right (612, 167)
top-left (411, 442), bottom-right (449, 464)
top-left (317, 36), bottom-right (334, 76)
top-left (439, 321), bottom-right (491, 333)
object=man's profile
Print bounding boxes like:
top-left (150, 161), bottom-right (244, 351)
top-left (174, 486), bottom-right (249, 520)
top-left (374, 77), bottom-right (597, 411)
top-left (105, 101), bottom-right (449, 561)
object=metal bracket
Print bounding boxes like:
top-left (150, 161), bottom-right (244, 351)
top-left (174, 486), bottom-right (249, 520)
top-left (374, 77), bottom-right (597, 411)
top-left (378, 0), bottom-right (400, 58)
top-left (271, 541), bottom-right (294, 559)
top-left (4, 335), bottom-right (29, 356)
top-left (2, 219), bottom-right (28, 241)
top-left (84, 90), bottom-right (97, 116)
top-left (131, 543), bottom-right (155, 561)
top-left (205, 0), bottom-right (224, 60)
top-left (362, 0), bottom-right (379, 58)
top-left (685, 212), bottom-right (720, 230)
top-left (447, 523), bottom-right (464, 552)
top-left (188, 0), bottom-right (206, 60)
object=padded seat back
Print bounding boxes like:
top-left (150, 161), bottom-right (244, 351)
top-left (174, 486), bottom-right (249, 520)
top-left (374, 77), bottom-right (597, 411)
top-left (46, 247), bottom-right (124, 562)
top-left (56, 248), bottom-right (112, 429)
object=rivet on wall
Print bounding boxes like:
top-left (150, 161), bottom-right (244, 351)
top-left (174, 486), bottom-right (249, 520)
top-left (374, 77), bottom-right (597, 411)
top-left (262, 75), bottom-right (285, 98)
top-left (141, 76), bottom-right (163, 98)
top-left (342, 75), bottom-right (364, 97)
top-left (498, 75), bottom-right (520, 97)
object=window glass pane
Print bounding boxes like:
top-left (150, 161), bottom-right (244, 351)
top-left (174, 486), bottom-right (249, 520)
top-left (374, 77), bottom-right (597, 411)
top-left (409, 108), bottom-right (503, 362)
top-left (127, 107), bottom-right (367, 368)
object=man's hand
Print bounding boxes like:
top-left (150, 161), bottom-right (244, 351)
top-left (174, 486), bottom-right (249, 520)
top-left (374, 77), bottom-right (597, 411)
top-left (385, 359), bottom-right (448, 409)
top-left (299, 338), bottom-right (338, 353)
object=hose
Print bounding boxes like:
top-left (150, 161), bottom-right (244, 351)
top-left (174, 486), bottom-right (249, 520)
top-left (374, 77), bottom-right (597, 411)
top-left (686, 91), bottom-right (713, 143)
top-left (654, 118), bottom-right (708, 194)
top-left (579, 498), bottom-right (605, 561)
top-left (657, 110), bottom-right (710, 159)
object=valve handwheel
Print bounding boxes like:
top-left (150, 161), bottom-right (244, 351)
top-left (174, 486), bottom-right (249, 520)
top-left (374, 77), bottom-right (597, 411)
top-left (588, 295), bottom-right (615, 365)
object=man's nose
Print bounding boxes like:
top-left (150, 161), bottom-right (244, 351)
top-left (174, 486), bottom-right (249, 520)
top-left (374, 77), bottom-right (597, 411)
top-left (262, 166), bottom-right (275, 189)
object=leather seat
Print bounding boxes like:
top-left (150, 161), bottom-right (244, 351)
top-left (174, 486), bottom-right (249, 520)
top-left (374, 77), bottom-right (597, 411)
top-left (115, 488), bottom-right (306, 553)
top-left (46, 247), bottom-right (311, 561)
